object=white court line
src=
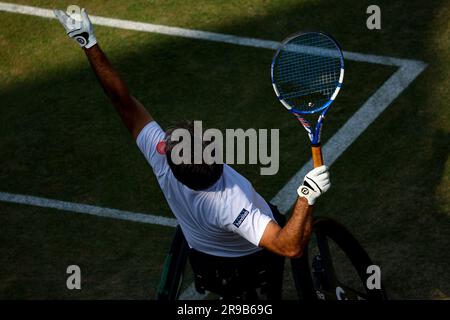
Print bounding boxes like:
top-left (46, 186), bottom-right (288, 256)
top-left (271, 61), bottom-right (427, 212)
top-left (0, 1), bottom-right (419, 67)
top-left (0, 1), bottom-right (428, 213)
top-left (0, 192), bottom-right (177, 227)
top-left (0, 1), bottom-right (427, 300)
top-left (177, 59), bottom-right (426, 298)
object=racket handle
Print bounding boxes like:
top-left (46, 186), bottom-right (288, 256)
top-left (311, 144), bottom-right (324, 168)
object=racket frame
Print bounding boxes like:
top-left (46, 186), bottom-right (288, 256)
top-left (271, 32), bottom-right (345, 165)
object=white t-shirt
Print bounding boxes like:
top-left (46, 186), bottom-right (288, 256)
top-left (136, 121), bottom-right (275, 257)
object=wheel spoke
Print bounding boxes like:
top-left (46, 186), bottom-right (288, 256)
top-left (314, 232), bottom-right (339, 290)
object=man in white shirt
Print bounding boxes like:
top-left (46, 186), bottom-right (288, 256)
top-left (55, 8), bottom-right (331, 299)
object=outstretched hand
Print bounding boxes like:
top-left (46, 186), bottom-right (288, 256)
top-left (54, 7), bottom-right (97, 49)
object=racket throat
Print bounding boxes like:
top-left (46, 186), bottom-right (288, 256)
top-left (312, 115), bottom-right (325, 145)
top-left (294, 114), bottom-right (314, 141)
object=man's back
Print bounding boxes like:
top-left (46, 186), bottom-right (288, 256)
top-left (137, 121), bottom-right (275, 257)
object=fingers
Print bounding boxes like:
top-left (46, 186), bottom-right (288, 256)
top-left (54, 9), bottom-right (69, 25)
top-left (81, 8), bottom-right (91, 24)
top-left (321, 182), bottom-right (331, 193)
top-left (54, 8), bottom-right (81, 33)
top-left (54, 9), bottom-right (74, 33)
top-left (307, 165), bottom-right (329, 180)
top-left (305, 165), bottom-right (330, 193)
top-left (316, 174), bottom-right (330, 186)
top-left (309, 165), bottom-right (327, 176)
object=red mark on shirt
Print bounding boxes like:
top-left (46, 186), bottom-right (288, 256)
top-left (156, 141), bottom-right (166, 155)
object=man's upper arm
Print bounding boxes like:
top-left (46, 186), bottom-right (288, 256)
top-left (136, 121), bottom-right (169, 177)
top-left (127, 96), bottom-right (153, 140)
top-left (82, 45), bottom-right (152, 138)
top-left (219, 204), bottom-right (273, 247)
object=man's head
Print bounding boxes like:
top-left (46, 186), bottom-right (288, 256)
top-left (165, 121), bottom-right (223, 190)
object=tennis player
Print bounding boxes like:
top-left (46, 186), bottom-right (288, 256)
top-left (54, 8), bottom-right (331, 299)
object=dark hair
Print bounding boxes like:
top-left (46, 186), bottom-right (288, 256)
top-left (165, 121), bottom-right (223, 190)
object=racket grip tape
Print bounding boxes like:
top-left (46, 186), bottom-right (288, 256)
top-left (311, 144), bottom-right (324, 168)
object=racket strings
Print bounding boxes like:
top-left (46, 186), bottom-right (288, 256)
top-left (273, 33), bottom-right (342, 112)
top-left (276, 57), bottom-right (339, 99)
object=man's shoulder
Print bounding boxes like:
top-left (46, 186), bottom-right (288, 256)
top-left (210, 167), bottom-right (255, 219)
top-left (135, 120), bottom-right (170, 178)
top-left (222, 164), bottom-right (253, 190)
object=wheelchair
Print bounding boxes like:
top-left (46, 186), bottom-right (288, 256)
top-left (156, 217), bottom-right (388, 300)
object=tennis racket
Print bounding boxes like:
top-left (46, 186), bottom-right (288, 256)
top-left (271, 32), bottom-right (344, 168)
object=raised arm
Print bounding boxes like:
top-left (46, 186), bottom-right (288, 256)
top-left (259, 166), bottom-right (330, 258)
top-left (83, 45), bottom-right (152, 138)
top-left (54, 7), bottom-right (152, 139)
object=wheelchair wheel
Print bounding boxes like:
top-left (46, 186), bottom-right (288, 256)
top-left (291, 217), bottom-right (388, 300)
top-left (156, 225), bottom-right (190, 300)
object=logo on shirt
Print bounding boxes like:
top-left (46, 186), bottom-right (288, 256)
top-left (233, 208), bottom-right (250, 228)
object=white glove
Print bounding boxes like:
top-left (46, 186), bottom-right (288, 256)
top-left (54, 7), bottom-right (97, 49)
top-left (297, 165), bottom-right (330, 205)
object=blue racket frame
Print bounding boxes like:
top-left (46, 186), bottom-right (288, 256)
top-left (271, 32), bottom-right (344, 145)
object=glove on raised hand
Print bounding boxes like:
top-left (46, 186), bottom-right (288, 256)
top-left (54, 7), bottom-right (97, 49)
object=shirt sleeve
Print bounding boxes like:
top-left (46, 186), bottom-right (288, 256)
top-left (136, 121), bottom-right (169, 177)
top-left (219, 203), bottom-right (273, 247)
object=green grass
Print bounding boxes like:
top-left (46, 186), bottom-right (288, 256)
top-left (0, 202), bottom-right (173, 299)
top-left (0, 0), bottom-right (449, 299)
